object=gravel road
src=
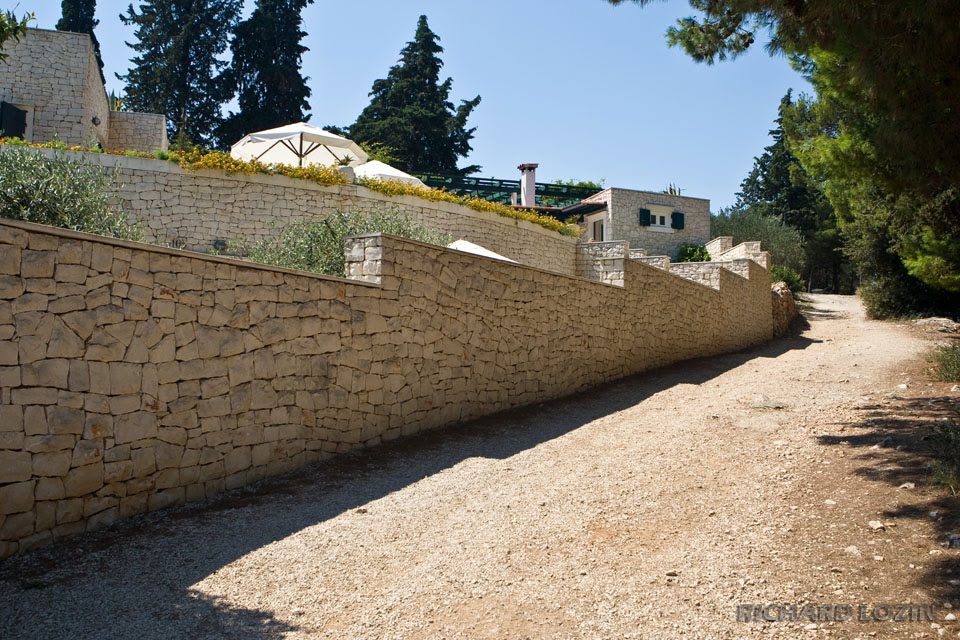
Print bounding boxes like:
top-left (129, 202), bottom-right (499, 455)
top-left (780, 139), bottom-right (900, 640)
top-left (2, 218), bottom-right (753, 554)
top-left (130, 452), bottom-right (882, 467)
top-left (1, 294), bottom-right (949, 639)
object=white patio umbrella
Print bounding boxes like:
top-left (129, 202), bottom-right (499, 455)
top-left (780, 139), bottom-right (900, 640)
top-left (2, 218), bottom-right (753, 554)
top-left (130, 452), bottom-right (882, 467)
top-left (230, 122), bottom-right (368, 168)
top-left (353, 160), bottom-right (426, 187)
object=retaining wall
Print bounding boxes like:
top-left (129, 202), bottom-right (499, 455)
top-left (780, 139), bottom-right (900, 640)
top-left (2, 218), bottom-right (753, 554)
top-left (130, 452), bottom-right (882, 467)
top-left (0, 218), bottom-right (772, 556)
top-left (16, 148), bottom-right (579, 276)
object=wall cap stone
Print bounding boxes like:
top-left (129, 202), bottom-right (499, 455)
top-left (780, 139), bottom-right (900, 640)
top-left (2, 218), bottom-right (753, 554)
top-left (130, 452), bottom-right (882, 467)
top-left (0, 218), bottom-right (380, 288)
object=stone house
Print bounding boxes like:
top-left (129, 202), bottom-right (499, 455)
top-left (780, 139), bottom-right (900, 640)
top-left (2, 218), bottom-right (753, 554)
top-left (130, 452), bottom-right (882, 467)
top-left (576, 187), bottom-right (711, 259)
top-left (0, 28), bottom-right (167, 152)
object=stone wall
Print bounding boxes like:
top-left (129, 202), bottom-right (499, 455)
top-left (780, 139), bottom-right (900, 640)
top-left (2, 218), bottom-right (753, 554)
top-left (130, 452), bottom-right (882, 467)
top-left (0, 218), bottom-right (773, 556)
top-left (771, 282), bottom-right (798, 337)
top-left (576, 241), bottom-right (628, 285)
top-left (23, 148), bottom-right (578, 276)
top-left (633, 255), bottom-right (670, 271)
top-left (705, 236), bottom-right (733, 259)
top-left (107, 112), bottom-right (169, 153)
top-left (0, 29), bottom-right (167, 153)
top-left (583, 188), bottom-right (711, 258)
top-left (714, 241), bottom-right (770, 269)
top-left (668, 262), bottom-right (722, 289)
top-left (0, 29), bottom-right (107, 147)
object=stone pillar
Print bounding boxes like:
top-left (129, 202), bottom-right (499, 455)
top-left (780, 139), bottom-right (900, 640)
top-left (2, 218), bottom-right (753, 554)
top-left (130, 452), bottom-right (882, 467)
top-left (344, 234), bottom-right (383, 284)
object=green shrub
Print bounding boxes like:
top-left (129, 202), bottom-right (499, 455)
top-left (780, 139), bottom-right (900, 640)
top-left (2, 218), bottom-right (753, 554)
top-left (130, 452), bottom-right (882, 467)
top-left (675, 243), bottom-right (710, 262)
top-left (770, 265), bottom-right (807, 294)
top-left (240, 209), bottom-right (451, 278)
top-left (933, 344), bottom-right (960, 382)
top-left (0, 146), bottom-right (142, 240)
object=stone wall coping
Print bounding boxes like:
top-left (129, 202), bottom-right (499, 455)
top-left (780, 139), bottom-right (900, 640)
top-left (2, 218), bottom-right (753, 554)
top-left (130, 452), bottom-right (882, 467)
top-left (0, 217), bottom-right (380, 289)
top-left (20, 27), bottom-right (88, 41)
top-left (8, 146), bottom-right (578, 244)
top-left (586, 187), bottom-right (712, 205)
top-left (354, 232), bottom-right (627, 290)
top-left (109, 111), bottom-right (167, 120)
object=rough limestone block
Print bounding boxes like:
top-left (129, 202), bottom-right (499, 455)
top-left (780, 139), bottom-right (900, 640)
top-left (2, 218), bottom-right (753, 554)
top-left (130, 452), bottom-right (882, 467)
top-left (35, 477), bottom-right (65, 501)
top-left (0, 450), bottom-right (32, 483)
top-left (0, 480), bottom-right (35, 515)
top-left (63, 462), bottom-right (104, 498)
top-left (0, 511), bottom-right (34, 541)
top-left (46, 406), bottom-right (84, 435)
top-left (114, 412), bottom-right (157, 445)
top-left (71, 439), bottom-right (103, 467)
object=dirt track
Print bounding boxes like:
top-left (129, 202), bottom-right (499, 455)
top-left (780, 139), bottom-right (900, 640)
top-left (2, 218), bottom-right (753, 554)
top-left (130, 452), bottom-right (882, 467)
top-left (2, 294), bottom-right (958, 639)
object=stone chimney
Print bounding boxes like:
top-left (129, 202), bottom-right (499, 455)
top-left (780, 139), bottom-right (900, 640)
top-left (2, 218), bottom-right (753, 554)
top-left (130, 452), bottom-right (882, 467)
top-left (518, 163), bottom-right (538, 207)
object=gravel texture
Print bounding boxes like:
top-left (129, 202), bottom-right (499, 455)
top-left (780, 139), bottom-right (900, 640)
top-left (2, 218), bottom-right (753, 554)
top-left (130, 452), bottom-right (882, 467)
top-left (2, 294), bottom-right (955, 639)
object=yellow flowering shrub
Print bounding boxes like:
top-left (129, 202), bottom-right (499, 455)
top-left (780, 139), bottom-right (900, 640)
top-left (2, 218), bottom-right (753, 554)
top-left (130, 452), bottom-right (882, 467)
top-left (0, 139), bottom-right (580, 237)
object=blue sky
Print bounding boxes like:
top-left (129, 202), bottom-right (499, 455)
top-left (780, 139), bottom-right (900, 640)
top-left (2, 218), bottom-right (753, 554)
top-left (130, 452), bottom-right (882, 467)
top-left (26, 0), bottom-right (809, 210)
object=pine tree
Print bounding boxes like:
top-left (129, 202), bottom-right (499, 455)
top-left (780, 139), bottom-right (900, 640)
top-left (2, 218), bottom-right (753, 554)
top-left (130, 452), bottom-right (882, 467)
top-left (734, 92), bottom-right (847, 292)
top-left (216, 0), bottom-right (313, 147)
top-left (349, 15), bottom-right (481, 175)
top-left (119, 0), bottom-right (240, 147)
top-left (56, 0), bottom-right (103, 83)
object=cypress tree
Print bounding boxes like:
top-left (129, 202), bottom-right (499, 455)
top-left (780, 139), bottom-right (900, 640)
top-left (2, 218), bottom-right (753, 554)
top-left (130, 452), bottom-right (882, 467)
top-left (56, 0), bottom-right (104, 83)
top-left (216, 0), bottom-right (313, 147)
top-left (119, 0), bottom-right (240, 147)
top-left (349, 15), bottom-right (481, 175)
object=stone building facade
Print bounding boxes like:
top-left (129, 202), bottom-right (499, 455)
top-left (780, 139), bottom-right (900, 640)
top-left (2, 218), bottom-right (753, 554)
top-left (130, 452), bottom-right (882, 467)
top-left (579, 188), bottom-right (711, 259)
top-left (0, 29), bottom-right (167, 152)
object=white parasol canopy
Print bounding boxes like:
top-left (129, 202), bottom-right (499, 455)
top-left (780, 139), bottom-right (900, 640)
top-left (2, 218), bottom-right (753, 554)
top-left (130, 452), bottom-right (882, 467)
top-left (353, 160), bottom-right (426, 187)
top-left (230, 122), bottom-right (368, 168)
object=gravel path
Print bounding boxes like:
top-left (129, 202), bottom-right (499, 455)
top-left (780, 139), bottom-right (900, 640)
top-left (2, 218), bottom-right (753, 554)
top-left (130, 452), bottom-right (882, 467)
top-left (0, 294), bottom-right (942, 639)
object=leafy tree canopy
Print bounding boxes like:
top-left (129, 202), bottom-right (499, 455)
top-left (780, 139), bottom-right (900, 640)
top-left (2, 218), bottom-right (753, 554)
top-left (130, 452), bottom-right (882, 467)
top-left (119, 0), bottom-right (240, 147)
top-left (555, 178), bottom-right (606, 190)
top-left (348, 15), bottom-right (481, 175)
top-left (0, 10), bottom-right (32, 63)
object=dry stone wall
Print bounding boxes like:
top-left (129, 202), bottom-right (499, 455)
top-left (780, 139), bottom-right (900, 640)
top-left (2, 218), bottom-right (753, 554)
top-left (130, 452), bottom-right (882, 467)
top-left (0, 218), bottom-right (773, 557)
top-left (24, 149), bottom-right (578, 276)
top-left (107, 112), bottom-right (168, 153)
top-left (668, 262), bottom-right (723, 289)
top-left (772, 282), bottom-right (799, 337)
top-left (0, 29), bottom-right (107, 148)
top-left (0, 30), bottom-right (167, 153)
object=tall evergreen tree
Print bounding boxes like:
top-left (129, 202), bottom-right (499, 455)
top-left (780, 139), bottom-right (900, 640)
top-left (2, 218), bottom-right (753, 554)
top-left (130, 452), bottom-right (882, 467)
top-left (119, 0), bottom-right (240, 146)
top-left (56, 0), bottom-right (103, 82)
top-left (735, 92), bottom-right (847, 292)
top-left (349, 15), bottom-right (481, 175)
top-left (216, 0), bottom-right (312, 147)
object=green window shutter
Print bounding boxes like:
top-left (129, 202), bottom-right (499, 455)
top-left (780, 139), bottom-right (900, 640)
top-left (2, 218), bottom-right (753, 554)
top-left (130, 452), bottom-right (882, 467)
top-left (639, 208), bottom-right (651, 226)
top-left (671, 211), bottom-right (685, 229)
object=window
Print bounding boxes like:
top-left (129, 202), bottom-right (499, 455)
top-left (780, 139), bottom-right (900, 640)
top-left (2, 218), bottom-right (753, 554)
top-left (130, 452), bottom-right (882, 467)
top-left (639, 205), bottom-right (680, 232)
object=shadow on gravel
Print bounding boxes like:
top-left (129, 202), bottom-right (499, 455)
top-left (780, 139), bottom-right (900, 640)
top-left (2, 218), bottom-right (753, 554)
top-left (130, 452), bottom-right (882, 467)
top-left (796, 293), bottom-right (853, 322)
top-left (815, 391), bottom-right (960, 605)
top-left (0, 329), bottom-right (818, 640)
